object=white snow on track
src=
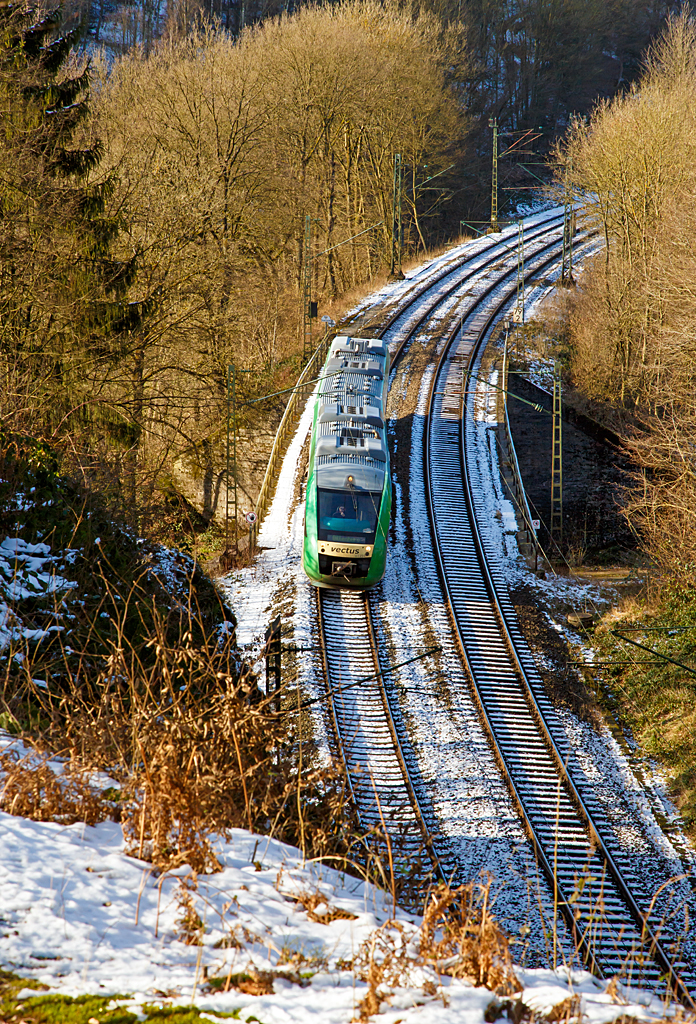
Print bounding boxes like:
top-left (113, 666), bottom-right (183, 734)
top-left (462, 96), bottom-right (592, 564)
top-left (219, 215), bottom-right (695, 958)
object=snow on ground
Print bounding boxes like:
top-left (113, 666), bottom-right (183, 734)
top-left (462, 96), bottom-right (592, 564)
top-left (349, 205), bottom-right (559, 335)
top-left (2, 218), bottom-right (695, 1017)
top-left (0, 536), bottom-right (78, 652)
top-left (465, 262), bottom-right (696, 951)
top-left (374, 356), bottom-right (562, 956)
top-left (219, 216), bottom-right (695, 962)
top-left (220, 209), bottom-right (561, 660)
top-left (217, 368), bottom-right (330, 754)
top-left (217, 220), bottom-right (540, 742)
top-left (0, 805), bottom-right (685, 1023)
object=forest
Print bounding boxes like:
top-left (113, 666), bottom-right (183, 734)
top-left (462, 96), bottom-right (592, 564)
top-left (0, 0), bottom-right (678, 550)
top-left (558, 9), bottom-right (696, 582)
top-left (549, 10), bottom-right (696, 824)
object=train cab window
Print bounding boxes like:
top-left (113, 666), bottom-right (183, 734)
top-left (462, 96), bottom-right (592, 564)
top-left (317, 488), bottom-right (381, 544)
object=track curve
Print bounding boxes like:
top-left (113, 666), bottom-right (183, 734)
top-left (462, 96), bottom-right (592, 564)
top-left (313, 210), bottom-right (694, 997)
top-left (425, 243), bottom-right (695, 997)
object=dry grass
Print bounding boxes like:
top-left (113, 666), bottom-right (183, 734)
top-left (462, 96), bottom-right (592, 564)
top-left (418, 879), bottom-right (516, 990)
top-left (0, 560), bottom-right (357, 875)
top-left (545, 995), bottom-right (582, 1022)
top-left (591, 584), bottom-right (696, 836)
top-left (282, 888), bottom-right (358, 924)
top-left (222, 970), bottom-right (276, 995)
top-left (175, 875), bottom-right (206, 945)
top-left (354, 877), bottom-right (518, 1019)
top-left (0, 748), bottom-right (108, 825)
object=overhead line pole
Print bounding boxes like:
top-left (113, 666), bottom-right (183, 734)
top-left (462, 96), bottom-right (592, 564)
top-left (389, 152), bottom-right (404, 280)
top-left (516, 219), bottom-right (525, 323)
top-left (489, 116), bottom-right (499, 233)
top-left (550, 362), bottom-right (563, 549)
top-left (302, 214), bottom-right (315, 364)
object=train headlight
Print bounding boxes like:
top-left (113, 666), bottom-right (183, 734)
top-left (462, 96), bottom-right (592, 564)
top-left (366, 546), bottom-right (372, 554)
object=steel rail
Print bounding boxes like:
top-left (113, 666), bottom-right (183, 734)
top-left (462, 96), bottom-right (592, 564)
top-left (353, 208), bottom-right (566, 338)
top-left (365, 214), bottom-right (567, 359)
top-left (253, 211), bottom-right (565, 547)
top-left (423, 234), bottom-right (695, 998)
top-left (309, 214), bottom-right (581, 897)
top-left (317, 587), bottom-right (444, 885)
top-left (313, 211), bottom-right (585, 892)
top-left (314, 214), bottom-right (571, 888)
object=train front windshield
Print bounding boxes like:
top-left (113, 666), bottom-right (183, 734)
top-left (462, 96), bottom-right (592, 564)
top-left (317, 488), bottom-right (381, 544)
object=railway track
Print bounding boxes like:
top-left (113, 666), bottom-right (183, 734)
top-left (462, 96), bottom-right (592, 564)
top-left (315, 214), bottom-right (570, 875)
top-left (425, 248), bottom-right (695, 994)
top-left (312, 211), bottom-right (695, 996)
top-left (317, 588), bottom-right (443, 886)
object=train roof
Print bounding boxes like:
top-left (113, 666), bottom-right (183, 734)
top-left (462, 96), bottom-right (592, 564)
top-left (313, 333), bottom-right (389, 492)
top-left (329, 335), bottom-right (388, 360)
top-left (318, 403), bottom-right (384, 429)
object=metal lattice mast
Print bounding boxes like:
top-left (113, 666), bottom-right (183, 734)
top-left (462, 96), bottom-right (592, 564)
top-left (226, 364), bottom-right (231, 553)
top-left (489, 117), bottom-right (499, 232)
top-left (516, 219), bottom-right (524, 321)
top-left (389, 153), bottom-right (403, 278)
top-left (398, 156), bottom-right (403, 274)
top-left (561, 199), bottom-right (572, 285)
top-left (550, 362), bottom-right (563, 548)
top-left (225, 363), bottom-right (239, 552)
top-left (512, 219), bottom-right (524, 358)
top-left (302, 214), bottom-right (312, 362)
top-left (561, 161), bottom-right (574, 286)
top-left (568, 157), bottom-right (574, 281)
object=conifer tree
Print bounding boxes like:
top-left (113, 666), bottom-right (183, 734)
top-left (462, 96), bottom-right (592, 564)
top-left (0, 1), bottom-right (142, 441)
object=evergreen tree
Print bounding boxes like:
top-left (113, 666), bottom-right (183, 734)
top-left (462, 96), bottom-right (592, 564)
top-left (0, 0), bottom-right (142, 441)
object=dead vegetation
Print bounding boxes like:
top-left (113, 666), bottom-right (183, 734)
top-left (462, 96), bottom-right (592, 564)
top-left (354, 878), bottom-right (518, 1019)
top-left (1, 1), bottom-right (469, 546)
top-left (282, 889), bottom-right (359, 924)
top-left (0, 748), bottom-right (108, 826)
top-left (418, 880), bottom-right (516, 989)
top-left (0, 555), bottom-right (357, 874)
top-left (556, 10), bottom-right (696, 583)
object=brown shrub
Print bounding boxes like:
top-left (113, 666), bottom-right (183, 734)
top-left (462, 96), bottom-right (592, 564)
top-left (355, 921), bottom-right (413, 1019)
top-left (354, 878), bottom-right (518, 1020)
top-left (2, 573), bottom-right (356, 876)
top-left (0, 748), bottom-right (108, 825)
top-left (418, 879), bottom-right (516, 992)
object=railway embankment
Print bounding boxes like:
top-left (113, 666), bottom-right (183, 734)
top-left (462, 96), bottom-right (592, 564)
top-left (504, 310), bottom-right (696, 844)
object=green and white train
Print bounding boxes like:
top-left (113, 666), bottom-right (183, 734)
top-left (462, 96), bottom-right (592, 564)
top-left (302, 335), bottom-right (391, 589)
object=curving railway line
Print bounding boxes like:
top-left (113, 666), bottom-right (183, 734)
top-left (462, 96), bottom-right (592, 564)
top-left (311, 211), bottom-right (695, 998)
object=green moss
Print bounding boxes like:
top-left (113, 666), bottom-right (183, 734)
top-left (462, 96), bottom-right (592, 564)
top-left (140, 1007), bottom-right (242, 1021)
top-left (0, 968), bottom-right (48, 1016)
top-left (11, 993), bottom-right (139, 1023)
top-left (0, 972), bottom-right (255, 1024)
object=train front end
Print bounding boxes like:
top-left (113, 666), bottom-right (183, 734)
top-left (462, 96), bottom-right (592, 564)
top-left (302, 335), bottom-right (391, 589)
